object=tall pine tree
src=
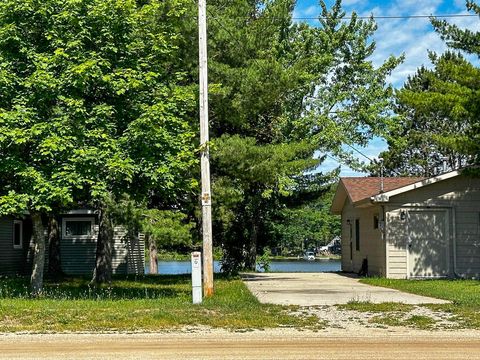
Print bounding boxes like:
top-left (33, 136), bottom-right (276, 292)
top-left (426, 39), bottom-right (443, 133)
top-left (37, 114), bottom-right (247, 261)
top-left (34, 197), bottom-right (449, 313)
top-left (376, 1), bottom-right (480, 176)
top-left (192, 0), bottom-right (401, 271)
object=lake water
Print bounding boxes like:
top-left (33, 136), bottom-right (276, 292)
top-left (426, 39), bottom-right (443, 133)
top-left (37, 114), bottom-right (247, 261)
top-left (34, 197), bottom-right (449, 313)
top-left (145, 259), bottom-right (341, 275)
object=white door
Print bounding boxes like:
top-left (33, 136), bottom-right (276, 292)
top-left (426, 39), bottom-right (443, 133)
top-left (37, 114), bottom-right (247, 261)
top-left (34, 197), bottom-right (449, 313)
top-left (408, 210), bottom-right (449, 278)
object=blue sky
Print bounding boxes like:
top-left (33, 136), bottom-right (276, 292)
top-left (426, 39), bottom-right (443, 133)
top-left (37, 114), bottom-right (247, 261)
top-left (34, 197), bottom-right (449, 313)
top-left (297, 0), bottom-right (480, 176)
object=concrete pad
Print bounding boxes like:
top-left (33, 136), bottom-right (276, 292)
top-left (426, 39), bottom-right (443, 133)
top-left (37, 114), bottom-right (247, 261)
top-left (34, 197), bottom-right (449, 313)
top-left (242, 273), bottom-right (450, 306)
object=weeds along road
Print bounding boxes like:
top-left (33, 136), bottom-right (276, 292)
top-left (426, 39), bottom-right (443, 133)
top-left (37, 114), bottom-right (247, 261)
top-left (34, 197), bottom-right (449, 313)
top-left (1, 331), bottom-right (480, 360)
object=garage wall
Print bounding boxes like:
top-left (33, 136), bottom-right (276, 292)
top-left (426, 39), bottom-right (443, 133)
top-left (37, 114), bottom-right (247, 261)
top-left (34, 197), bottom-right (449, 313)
top-left (385, 207), bottom-right (408, 279)
top-left (386, 175), bottom-right (480, 279)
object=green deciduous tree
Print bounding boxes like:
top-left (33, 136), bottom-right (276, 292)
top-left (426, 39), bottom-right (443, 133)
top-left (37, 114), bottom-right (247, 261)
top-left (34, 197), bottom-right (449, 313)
top-left (141, 209), bottom-right (193, 274)
top-left (0, 0), bottom-right (197, 290)
top-left (111, 195), bottom-right (194, 275)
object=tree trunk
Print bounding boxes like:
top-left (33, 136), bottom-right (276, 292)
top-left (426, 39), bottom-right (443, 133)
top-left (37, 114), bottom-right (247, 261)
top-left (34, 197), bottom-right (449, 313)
top-left (47, 216), bottom-right (63, 278)
top-left (244, 221), bottom-right (258, 271)
top-left (30, 212), bottom-right (46, 296)
top-left (94, 205), bottom-right (114, 284)
top-left (148, 233), bottom-right (158, 275)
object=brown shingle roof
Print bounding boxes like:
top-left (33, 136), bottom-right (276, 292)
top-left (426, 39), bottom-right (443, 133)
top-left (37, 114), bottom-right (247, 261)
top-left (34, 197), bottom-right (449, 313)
top-left (341, 177), bottom-right (426, 203)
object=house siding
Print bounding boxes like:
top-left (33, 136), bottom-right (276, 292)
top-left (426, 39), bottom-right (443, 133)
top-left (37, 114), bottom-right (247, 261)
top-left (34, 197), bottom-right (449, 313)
top-left (385, 208), bottom-right (409, 279)
top-left (385, 175), bottom-right (480, 279)
top-left (0, 216), bottom-right (32, 275)
top-left (341, 200), bottom-right (385, 276)
top-left (0, 214), bottom-right (144, 277)
top-left (128, 233), bottom-right (145, 275)
top-left (60, 218), bottom-right (144, 276)
top-left (0, 216), bottom-right (27, 275)
top-left (356, 205), bottom-right (385, 276)
top-left (341, 200), bottom-right (354, 272)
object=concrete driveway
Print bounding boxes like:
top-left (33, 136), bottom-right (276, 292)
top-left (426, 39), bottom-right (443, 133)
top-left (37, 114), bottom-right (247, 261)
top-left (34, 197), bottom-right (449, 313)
top-left (242, 273), bottom-right (449, 306)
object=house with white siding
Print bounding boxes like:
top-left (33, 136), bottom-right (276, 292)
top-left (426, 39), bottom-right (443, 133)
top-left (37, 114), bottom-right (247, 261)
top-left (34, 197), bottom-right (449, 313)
top-left (331, 170), bottom-right (480, 279)
top-left (0, 210), bottom-right (145, 276)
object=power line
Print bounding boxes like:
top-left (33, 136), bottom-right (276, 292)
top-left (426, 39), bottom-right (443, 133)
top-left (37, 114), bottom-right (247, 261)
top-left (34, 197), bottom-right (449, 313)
top-left (291, 14), bottom-right (478, 20)
top-left (344, 143), bottom-right (373, 162)
top-left (197, 3), bottom-right (449, 177)
top-left (185, 13), bottom-right (478, 22)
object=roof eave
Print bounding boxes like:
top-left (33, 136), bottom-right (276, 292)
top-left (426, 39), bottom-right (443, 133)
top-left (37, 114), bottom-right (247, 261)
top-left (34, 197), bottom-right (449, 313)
top-left (353, 197), bottom-right (375, 208)
top-left (330, 180), bottom-right (348, 215)
top-left (371, 170), bottom-right (462, 202)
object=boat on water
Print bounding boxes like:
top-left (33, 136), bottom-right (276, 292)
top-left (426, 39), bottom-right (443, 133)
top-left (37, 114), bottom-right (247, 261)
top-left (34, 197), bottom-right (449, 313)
top-left (303, 251), bottom-right (315, 261)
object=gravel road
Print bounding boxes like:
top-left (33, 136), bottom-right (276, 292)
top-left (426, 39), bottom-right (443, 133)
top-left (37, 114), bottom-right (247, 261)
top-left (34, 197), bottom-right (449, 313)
top-left (1, 329), bottom-right (479, 360)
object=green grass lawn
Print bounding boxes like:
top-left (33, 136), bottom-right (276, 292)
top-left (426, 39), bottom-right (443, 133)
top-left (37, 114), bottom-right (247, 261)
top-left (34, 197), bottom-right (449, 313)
top-left (359, 278), bottom-right (480, 329)
top-left (0, 275), bottom-right (321, 333)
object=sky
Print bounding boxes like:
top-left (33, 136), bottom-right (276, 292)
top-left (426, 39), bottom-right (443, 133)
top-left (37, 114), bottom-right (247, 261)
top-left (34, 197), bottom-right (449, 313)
top-left (296, 0), bottom-right (480, 176)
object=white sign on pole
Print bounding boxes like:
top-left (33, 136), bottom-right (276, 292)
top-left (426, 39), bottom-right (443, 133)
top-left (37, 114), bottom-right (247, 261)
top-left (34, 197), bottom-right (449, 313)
top-left (191, 252), bottom-right (202, 304)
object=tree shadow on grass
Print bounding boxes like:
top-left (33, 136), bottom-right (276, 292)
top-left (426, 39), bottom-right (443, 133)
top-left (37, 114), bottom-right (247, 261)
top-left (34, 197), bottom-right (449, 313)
top-left (0, 274), bottom-right (193, 300)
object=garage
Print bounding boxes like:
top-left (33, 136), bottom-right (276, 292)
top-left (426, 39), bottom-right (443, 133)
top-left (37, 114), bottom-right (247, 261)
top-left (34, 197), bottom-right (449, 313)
top-left (331, 169), bottom-right (480, 279)
top-left (407, 209), bottom-right (450, 278)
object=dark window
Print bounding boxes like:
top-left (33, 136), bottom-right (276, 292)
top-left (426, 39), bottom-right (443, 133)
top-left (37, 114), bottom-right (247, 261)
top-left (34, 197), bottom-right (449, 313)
top-left (373, 215), bottom-right (379, 229)
top-left (13, 220), bottom-right (22, 249)
top-left (355, 219), bottom-right (360, 251)
top-left (65, 220), bottom-right (92, 237)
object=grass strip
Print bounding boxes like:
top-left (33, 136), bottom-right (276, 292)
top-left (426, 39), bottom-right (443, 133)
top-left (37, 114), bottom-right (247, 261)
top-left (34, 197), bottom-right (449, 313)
top-left (359, 278), bottom-right (480, 329)
top-left (0, 275), bottom-right (321, 332)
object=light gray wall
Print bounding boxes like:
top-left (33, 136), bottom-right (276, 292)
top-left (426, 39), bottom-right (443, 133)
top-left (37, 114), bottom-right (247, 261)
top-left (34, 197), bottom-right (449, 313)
top-left (385, 175), bottom-right (480, 279)
top-left (385, 207), bottom-right (409, 278)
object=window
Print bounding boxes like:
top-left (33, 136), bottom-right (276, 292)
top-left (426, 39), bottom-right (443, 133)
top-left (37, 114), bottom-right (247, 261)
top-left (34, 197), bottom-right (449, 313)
top-left (355, 219), bottom-right (360, 251)
top-left (373, 215), bottom-right (379, 229)
top-left (13, 220), bottom-right (23, 249)
top-left (62, 218), bottom-right (94, 238)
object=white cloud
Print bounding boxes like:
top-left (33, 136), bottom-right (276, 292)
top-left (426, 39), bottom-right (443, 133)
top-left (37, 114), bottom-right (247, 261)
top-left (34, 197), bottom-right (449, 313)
top-left (303, 5), bottom-right (319, 16)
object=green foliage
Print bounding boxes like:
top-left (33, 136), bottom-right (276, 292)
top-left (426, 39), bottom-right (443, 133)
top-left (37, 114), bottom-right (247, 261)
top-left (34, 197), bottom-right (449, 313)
top-left (212, 135), bottom-right (324, 271)
top-left (431, 1), bottom-right (480, 56)
top-left (0, 0), bottom-right (399, 276)
top-left (142, 209), bottom-right (193, 248)
top-left (338, 301), bottom-right (415, 313)
top-left (271, 193), bottom-right (341, 256)
top-left (112, 195), bottom-right (193, 250)
top-left (0, 0), bottom-right (197, 215)
top-left (202, 0), bottom-right (400, 272)
top-left (256, 247), bottom-right (272, 272)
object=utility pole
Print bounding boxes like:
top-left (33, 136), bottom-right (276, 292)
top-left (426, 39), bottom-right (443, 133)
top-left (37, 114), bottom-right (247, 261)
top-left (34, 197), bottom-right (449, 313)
top-left (198, 0), bottom-right (214, 297)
